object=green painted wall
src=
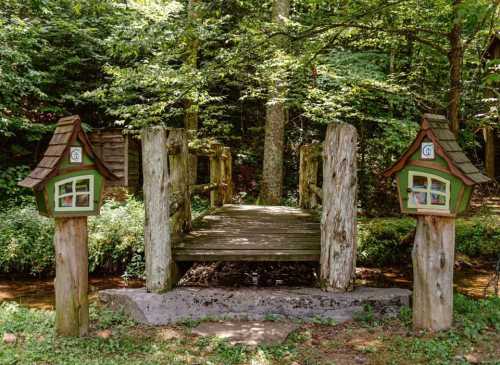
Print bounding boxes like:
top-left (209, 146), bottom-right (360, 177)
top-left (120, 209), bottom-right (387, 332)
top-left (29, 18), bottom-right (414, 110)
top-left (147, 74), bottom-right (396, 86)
top-left (396, 148), bottom-right (471, 215)
top-left (38, 143), bottom-right (104, 217)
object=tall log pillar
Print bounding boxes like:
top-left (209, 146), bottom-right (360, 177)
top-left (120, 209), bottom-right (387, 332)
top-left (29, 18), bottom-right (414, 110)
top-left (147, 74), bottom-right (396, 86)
top-left (299, 143), bottom-right (321, 209)
top-left (222, 147), bottom-right (233, 204)
top-left (320, 123), bottom-right (357, 291)
top-left (142, 126), bottom-right (173, 292)
top-left (167, 129), bottom-right (192, 237)
top-left (210, 144), bottom-right (224, 208)
top-left (412, 215), bottom-right (455, 331)
top-left (54, 217), bottom-right (89, 336)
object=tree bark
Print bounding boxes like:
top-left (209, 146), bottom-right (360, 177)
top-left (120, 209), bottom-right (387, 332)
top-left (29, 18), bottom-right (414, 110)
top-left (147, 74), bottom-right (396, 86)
top-left (412, 215), bottom-right (455, 331)
top-left (448, 0), bottom-right (463, 136)
top-left (167, 129), bottom-right (192, 238)
top-left (484, 127), bottom-right (495, 179)
top-left (185, 0), bottom-right (200, 184)
top-left (54, 217), bottom-right (89, 337)
top-left (142, 126), bottom-right (173, 292)
top-left (320, 123), bottom-right (358, 291)
top-left (210, 143), bottom-right (223, 208)
top-left (299, 143), bottom-right (321, 209)
top-left (260, 0), bottom-right (289, 205)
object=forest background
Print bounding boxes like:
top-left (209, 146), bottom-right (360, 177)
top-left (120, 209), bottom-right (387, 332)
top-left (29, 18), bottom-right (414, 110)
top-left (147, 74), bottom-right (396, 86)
top-left (0, 0), bottom-right (499, 277)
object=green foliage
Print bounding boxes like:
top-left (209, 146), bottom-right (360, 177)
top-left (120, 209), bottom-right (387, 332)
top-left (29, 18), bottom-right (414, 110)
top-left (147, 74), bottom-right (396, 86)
top-left (0, 197), bottom-right (145, 277)
top-left (88, 197), bottom-right (145, 277)
top-left (455, 214), bottom-right (500, 257)
top-left (0, 166), bottom-right (33, 207)
top-left (358, 215), bottom-right (500, 266)
top-left (357, 217), bottom-right (416, 266)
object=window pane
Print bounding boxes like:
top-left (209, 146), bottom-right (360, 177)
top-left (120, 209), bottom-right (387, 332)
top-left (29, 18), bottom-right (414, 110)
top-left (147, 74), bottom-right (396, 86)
top-left (431, 179), bottom-right (446, 193)
top-left (76, 194), bottom-right (90, 207)
top-left (59, 196), bottom-right (73, 208)
top-left (412, 192), bottom-right (427, 205)
top-left (59, 182), bottom-right (73, 195)
top-left (76, 179), bottom-right (90, 192)
top-left (412, 176), bottom-right (427, 189)
top-left (431, 193), bottom-right (446, 206)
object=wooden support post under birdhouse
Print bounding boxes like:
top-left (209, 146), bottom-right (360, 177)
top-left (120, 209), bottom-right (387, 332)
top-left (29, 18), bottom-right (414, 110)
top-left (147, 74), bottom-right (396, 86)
top-left (320, 123), bottom-right (358, 291)
top-left (412, 215), bottom-right (455, 331)
top-left (54, 217), bottom-right (89, 336)
top-left (142, 126), bottom-right (173, 292)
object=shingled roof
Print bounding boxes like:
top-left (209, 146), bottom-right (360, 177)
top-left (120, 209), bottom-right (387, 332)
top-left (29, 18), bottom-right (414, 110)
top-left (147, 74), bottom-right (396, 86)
top-left (19, 115), bottom-right (118, 190)
top-left (384, 114), bottom-right (490, 185)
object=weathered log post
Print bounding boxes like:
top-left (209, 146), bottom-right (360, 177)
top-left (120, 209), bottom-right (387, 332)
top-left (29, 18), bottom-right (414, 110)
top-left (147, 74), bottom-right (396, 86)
top-left (210, 143), bottom-right (224, 208)
top-left (54, 217), bottom-right (89, 336)
top-left (320, 123), bottom-right (358, 291)
top-left (221, 147), bottom-right (233, 204)
top-left (412, 216), bottom-right (455, 330)
top-left (299, 143), bottom-right (321, 209)
top-left (167, 129), bottom-right (192, 237)
top-left (142, 126), bottom-right (173, 292)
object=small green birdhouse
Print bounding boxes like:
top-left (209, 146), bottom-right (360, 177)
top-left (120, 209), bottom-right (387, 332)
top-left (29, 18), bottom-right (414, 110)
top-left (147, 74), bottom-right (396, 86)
top-left (19, 115), bottom-right (118, 217)
top-left (384, 114), bottom-right (490, 217)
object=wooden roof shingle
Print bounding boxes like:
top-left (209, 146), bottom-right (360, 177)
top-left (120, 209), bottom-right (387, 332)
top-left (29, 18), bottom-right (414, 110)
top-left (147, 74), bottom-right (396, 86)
top-left (384, 114), bottom-right (490, 185)
top-left (19, 115), bottom-right (118, 190)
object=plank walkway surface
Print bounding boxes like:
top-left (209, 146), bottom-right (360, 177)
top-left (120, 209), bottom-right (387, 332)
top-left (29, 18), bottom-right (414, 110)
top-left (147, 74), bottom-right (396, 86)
top-left (173, 204), bottom-right (321, 261)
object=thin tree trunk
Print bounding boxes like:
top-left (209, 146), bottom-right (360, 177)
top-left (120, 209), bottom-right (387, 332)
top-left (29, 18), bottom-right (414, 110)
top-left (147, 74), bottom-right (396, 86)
top-left (484, 127), bottom-right (496, 179)
top-left (142, 126), bottom-right (173, 293)
top-left (54, 217), bottom-right (89, 337)
top-left (448, 0), bottom-right (463, 136)
top-left (412, 216), bottom-right (455, 331)
top-left (260, 0), bottom-right (289, 205)
top-left (185, 0), bottom-right (200, 184)
top-left (320, 123), bottom-right (358, 292)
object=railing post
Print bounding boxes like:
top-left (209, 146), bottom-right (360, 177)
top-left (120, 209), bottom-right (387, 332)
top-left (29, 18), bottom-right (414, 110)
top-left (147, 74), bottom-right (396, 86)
top-left (210, 143), bottom-right (224, 208)
top-left (167, 129), bottom-right (192, 237)
top-left (142, 126), bottom-right (173, 293)
top-left (299, 143), bottom-right (321, 209)
top-left (222, 147), bottom-right (233, 204)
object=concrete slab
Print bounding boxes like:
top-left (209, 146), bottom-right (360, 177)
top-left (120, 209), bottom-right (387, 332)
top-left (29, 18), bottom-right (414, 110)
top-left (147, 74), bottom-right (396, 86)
top-left (99, 286), bottom-right (411, 326)
top-left (191, 320), bottom-right (300, 346)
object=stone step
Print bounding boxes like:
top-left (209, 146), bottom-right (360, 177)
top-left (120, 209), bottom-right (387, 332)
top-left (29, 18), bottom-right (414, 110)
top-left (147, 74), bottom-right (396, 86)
top-left (99, 286), bottom-right (411, 325)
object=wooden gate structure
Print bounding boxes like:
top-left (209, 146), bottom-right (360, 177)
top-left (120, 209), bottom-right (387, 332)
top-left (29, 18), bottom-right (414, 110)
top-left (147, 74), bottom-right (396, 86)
top-left (142, 124), bottom-right (358, 293)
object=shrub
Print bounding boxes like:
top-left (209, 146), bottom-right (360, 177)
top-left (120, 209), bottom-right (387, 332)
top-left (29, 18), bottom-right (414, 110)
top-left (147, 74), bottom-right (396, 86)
top-left (0, 197), bottom-right (145, 277)
top-left (357, 214), bottom-right (500, 266)
top-left (0, 205), bottom-right (54, 275)
top-left (357, 217), bottom-right (415, 266)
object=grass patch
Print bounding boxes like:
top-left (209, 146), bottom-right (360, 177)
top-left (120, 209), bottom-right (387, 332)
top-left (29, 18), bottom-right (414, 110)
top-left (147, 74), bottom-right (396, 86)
top-left (0, 294), bottom-right (498, 364)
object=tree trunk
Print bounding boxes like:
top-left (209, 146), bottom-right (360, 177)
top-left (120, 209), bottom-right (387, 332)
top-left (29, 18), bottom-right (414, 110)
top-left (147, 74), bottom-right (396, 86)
top-left (260, 0), bottom-right (289, 205)
top-left (484, 127), bottom-right (496, 179)
top-left (412, 215), bottom-right (455, 331)
top-left (185, 0), bottom-right (200, 184)
top-left (448, 0), bottom-right (463, 136)
top-left (142, 126), bottom-right (173, 293)
top-left (320, 123), bottom-right (358, 291)
top-left (54, 217), bottom-right (89, 337)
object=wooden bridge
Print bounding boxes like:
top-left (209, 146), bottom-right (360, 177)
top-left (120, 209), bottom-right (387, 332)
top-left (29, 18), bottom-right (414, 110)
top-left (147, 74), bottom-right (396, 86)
top-left (173, 204), bottom-right (321, 262)
top-left (142, 124), bottom-right (357, 293)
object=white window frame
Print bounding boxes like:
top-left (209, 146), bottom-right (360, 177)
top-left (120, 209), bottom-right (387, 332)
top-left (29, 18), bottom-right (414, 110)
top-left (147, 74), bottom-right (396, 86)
top-left (54, 175), bottom-right (94, 212)
top-left (408, 171), bottom-right (450, 211)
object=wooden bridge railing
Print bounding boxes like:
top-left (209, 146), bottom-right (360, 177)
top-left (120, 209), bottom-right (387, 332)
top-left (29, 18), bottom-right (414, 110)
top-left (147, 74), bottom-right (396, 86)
top-left (142, 126), bottom-right (233, 291)
top-left (299, 142), bottom-right (323, 209)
